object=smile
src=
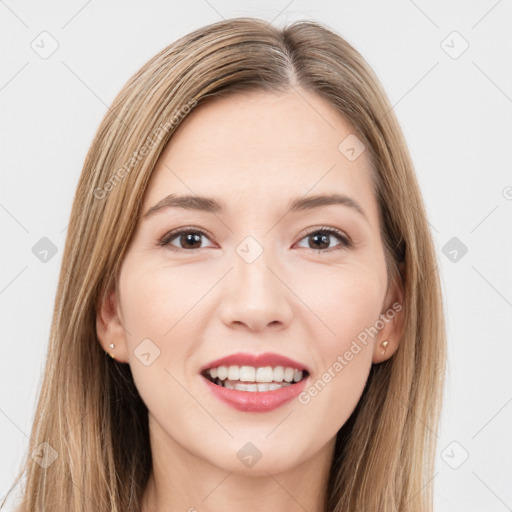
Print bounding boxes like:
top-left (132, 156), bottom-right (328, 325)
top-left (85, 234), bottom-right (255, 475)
top-left (202, 365), bottom-right (308, 392)
top-left (200, 365), bottom-right (310, 412)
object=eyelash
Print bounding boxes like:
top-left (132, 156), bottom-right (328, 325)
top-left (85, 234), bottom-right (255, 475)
top-left (158, 226), bottom-right (353, 253)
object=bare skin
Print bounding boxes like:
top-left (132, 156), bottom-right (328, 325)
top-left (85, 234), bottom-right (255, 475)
top-left (97, 87), bottom-right (403, 512)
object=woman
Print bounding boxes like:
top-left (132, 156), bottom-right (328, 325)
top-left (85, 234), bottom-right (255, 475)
top-left (2, 17), bottom-right (446, 512)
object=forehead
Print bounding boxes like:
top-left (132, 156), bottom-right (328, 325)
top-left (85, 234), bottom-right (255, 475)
top-left (143, 89), bottom-right (377, 221)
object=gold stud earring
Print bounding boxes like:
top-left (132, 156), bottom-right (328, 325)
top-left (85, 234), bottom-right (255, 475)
top-left (380, 340), bottom-right (389, 355)
top-left (108, 343), bottom-right (115, 359)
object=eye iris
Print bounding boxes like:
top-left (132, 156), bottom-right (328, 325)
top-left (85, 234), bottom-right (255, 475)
top-left (310, 232), bottom-right (330, 250)
top-left (180, 232), bottom-right (202, 249)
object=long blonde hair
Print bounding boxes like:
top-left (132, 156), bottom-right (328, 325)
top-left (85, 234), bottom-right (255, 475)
top-left (2, 17), bottom-right (446, 512)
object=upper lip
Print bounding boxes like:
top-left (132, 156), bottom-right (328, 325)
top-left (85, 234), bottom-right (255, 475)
top-left (200, 352), bottom-right (310, 374)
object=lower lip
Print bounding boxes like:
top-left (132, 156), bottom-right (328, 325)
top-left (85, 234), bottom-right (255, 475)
top-left (201, 375), bottom-right (308, 412)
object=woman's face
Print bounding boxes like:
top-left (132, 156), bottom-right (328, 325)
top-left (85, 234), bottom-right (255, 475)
top-left (98, 88), bottom-right (402, 478)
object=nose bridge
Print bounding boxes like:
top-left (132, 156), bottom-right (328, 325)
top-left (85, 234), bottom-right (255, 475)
top-left (233, 233), bottom-right (279, 300)
top-left (220, 233), bottom-right (292, 330)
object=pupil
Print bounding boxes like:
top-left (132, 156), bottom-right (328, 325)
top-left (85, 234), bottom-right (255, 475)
top-left (311, 232), bottom-right (329, 249)
top-left (182, 233), bottom-right (201, 248)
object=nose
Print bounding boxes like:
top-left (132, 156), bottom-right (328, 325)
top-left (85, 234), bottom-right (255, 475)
top-left (218, 244), bottom-right (293, 332)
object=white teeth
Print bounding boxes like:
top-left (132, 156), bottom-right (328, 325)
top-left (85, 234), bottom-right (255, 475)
top-left (217, 366), bottom-right (228, 380)
top-left (227, 365), bottom-right (239, 380)
top-left (283, 367), bottom-right (295, 382)
top-left (239, 366), bottom-right (256, 382)
top-left (255, 367), bottom-right (274, 382)
top-left (205, 365), bottom-right (306, 384)
top-left (273, 366), bottom-right (284, 381)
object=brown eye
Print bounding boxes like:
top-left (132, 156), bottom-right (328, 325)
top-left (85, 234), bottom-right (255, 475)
top-left (296, 227), bottom-right (352, 252)
top-left (159, 229), bottom-right (214, 251)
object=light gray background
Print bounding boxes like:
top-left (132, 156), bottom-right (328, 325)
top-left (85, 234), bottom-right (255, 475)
top-left (1, 1), bottom-right (511, 510)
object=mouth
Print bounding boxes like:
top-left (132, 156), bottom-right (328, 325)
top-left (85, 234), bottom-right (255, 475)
top-left (201, 365), bottom-right (310, 393)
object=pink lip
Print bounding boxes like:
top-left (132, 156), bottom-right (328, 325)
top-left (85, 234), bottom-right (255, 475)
top-left (201, 374), bottom-right (309, 412)
top-left (199, 351), bottom-right (310, 374)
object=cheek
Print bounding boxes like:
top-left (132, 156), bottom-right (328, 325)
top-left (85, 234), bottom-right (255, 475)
top-left (294, 265), bottom-right (384, 419)
top-left (120, 261), bottom-right (206, 341)
top-left (118, 260), bottom-right (213, 401)
top-left (297, 261), bottom-right (386, 344)
top-left (117, 263), bottom-right (201, 414)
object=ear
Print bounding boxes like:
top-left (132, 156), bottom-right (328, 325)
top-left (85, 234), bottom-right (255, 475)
top-left (372, 262), bottom-right (405, 364)
top-left (96, 283), bottom-right (130, 363)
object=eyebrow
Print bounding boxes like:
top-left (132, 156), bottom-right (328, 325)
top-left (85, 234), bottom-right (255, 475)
top-left (143, 193), bottom-right (368, 221)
